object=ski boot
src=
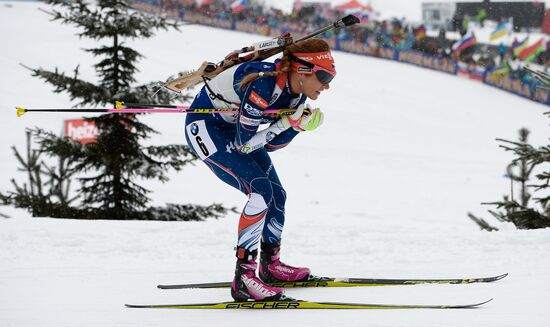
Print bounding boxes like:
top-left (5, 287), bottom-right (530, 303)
top-left (231, 247), bottom-right (285, 302)
top-left (259, 242), bottom-right (311, 283)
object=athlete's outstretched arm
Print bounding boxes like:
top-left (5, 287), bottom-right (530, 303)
top-left (235, 80), bottom-right (272, 150)
top-left (264, 127), bottom-right (299, 152)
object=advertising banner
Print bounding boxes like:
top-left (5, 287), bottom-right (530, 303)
top-left (64, 119), bottom-right (99, 144)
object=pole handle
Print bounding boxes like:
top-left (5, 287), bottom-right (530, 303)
top-left (16, 107), bottom-right (27, 118)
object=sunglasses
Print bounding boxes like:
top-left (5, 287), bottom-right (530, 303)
top-left (290, 53), bottom-right (336, 84)
top-left (312, 65), bottom-right (336, 84)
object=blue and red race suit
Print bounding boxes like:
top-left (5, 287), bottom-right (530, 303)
top-left (184, 59), bottom-right (307, 251)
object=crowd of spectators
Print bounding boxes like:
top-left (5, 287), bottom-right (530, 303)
top-left (147, 0), bottom-right (549, 82)
top-left (158, 0), bottom-right (335, 36)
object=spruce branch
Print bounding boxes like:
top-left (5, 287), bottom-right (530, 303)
top-left (467, 212), bottom-right (499, 231)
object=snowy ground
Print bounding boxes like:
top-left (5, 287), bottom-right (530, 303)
top-left (1, 1), bottom-right (550, 326)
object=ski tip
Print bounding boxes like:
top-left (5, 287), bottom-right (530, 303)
top-left (451, 298), bottom-right (493, 309)
top-left (156, 284), bottom-right (178, 289)
top-left (16, 107), bottom-right (27, 118)
top-left (125, 304), bottom-right (152, 309)
top-left (476, 298), bottom-right (494, 307)
top-left (495, 273), bottom-right (509, 281)
top-left (158, 282), bottom-right (232, 289)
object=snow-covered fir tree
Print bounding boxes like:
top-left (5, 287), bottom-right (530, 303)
top-left (5, 0), bottom-right (234, 220)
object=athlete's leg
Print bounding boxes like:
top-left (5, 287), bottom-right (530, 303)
top-left (247, 149), bottom-right (286, 245)
top-left (247, 150), bottom-right (311, 283)
top-left (184, 118), bottom-right (285, 301)
top-left (185, 118), bottom-right (274, 252)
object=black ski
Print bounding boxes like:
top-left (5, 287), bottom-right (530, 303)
top-left (125, 298), bottom-right (493, 310)
top-left (157, 273), bottom-right (508, 289)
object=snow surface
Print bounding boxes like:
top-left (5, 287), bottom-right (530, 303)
top-left (1, 1), bottom-right (550, 326)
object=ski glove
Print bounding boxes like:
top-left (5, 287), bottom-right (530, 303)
top-left (237, 105), bottom-right (323, 154)
top-left (280, 104), bottom-right (324, 132)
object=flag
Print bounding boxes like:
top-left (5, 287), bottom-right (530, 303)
top-left (512, 37), bottom-right (528, 56)
top-left (452, 32), bottom-right (476, 52)
top-left (519, 39), bottom-right (545, 62)
top-left (462, 16), bottom-right (470, 31)
top-left (231, 0), bottom-right (250, 13)
top-left (457, 62), bottom-right (469, 76)
top-left (476, 9), bottom-right (487, 23)
top-left (358, 11), bottom-right (370, 23)
top-left (492, 64), bottom-right (510, 76)
top-left (196, 0), bottom-right (214, 6)
top-left (489, 22), bottom-right (509, 41)
top-left (349, 9), bottom-right (370, 24)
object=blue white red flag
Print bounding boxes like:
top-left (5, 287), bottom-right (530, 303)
top-left (231, 0), bottom-right (250, 13)
top-left (452, 32), bottom-right (476, 52)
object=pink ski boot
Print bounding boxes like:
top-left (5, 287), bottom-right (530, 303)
top-left (259, 242), bottom-right (311, 283)
top-left (231, 248), bottom-right (285, 302)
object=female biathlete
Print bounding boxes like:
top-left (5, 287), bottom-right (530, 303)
top-left (184, 39), bottom-right (336, 301)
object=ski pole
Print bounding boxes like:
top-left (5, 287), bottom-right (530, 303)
top-left (15, 105), bottom-right (297, 118)
top-left (294, 14), bottom-right (360, 43)
top-left (114, 101), bottom-right (303, 116)
top-left (116, 102), bottom-right (190, 109)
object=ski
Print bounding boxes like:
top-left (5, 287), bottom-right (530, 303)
top-left (157, 273), bottom-right (508, 289)
top-left (125, 298), bottom-right (493, 310)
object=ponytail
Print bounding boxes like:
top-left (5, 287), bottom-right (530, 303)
top-left (239, 49), bottom-right (292, 89)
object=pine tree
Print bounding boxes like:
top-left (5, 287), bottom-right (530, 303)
top-left (4, 0), bottom-right (235, 220)
top-left (469, 113), bottom-right (550, 230)
top-left (0, 131), bottom-right (79, 218)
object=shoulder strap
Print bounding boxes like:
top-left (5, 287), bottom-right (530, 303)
top-left (269, 62), bottom-right (289, 106)
top-left (202, 76), bottom-right (237, 106)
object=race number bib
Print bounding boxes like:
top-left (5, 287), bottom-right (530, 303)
top-left (186, 120), bottom-right (217, 160)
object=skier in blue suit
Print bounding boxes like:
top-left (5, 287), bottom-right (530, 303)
top-left (184, 38), bottom-right (336, 301)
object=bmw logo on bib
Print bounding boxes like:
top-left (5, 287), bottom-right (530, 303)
top-left (190, 123), bottom-right (199, 136)
top-left (186, 120), bottom-right (217, 160)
